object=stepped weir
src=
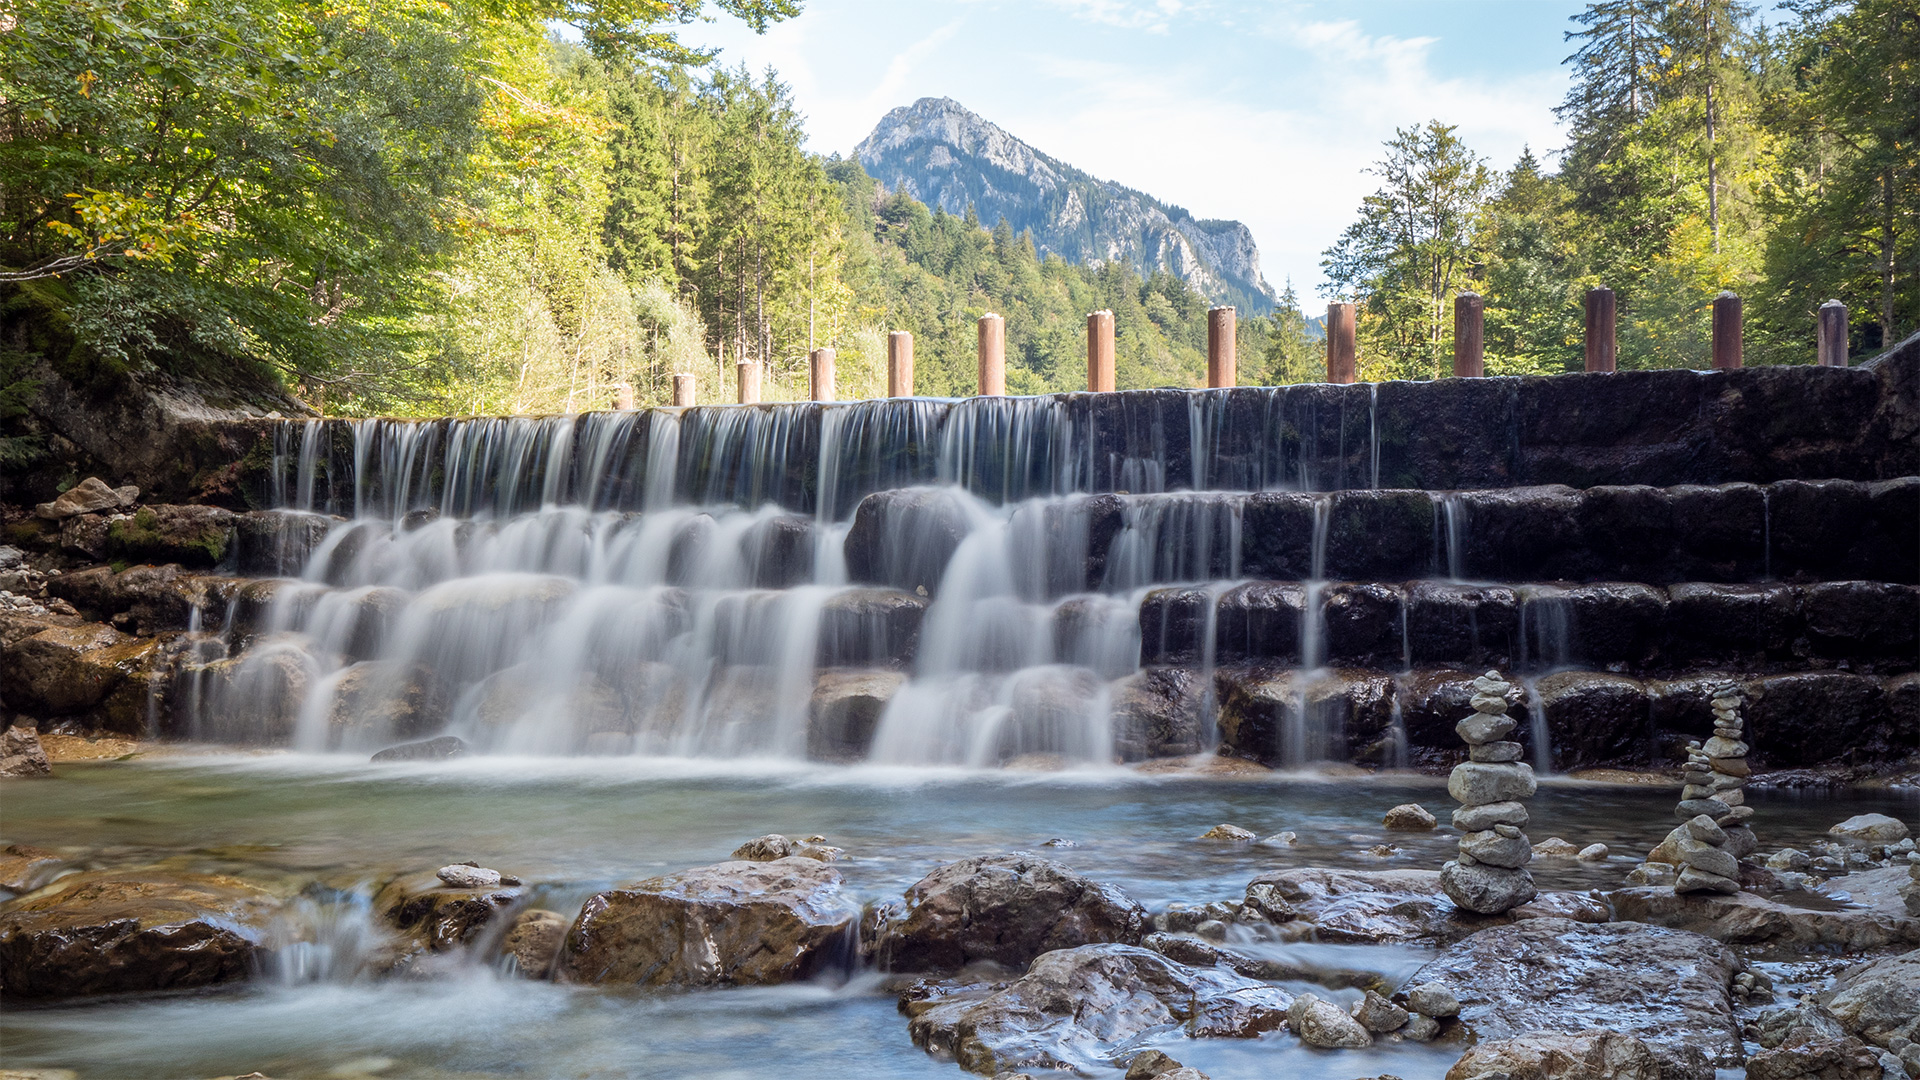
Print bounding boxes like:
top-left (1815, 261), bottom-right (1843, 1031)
top-left (153, 359), bottom-right (1918, 771)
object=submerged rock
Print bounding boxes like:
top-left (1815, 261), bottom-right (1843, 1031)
top-left (1198, 824), bottom-right (1256, 841)
top-left (1407, 918), bottom-right (1742, 1080)
top-left (730, 834), bottom-right (845, 862)
top-left (0, 845), bottom-right (64, 894)
top-left (370, 735), bottom-right (467, 762)
top-left (905, 944), bottom-right (1289, 1075)
top-left (0, 871), bottom-right (279, 999)
top-left (1607, 877), bottom-right (1918, 949)
top-left (1446, 1030), bottom-right (1661, 1080)
top-left (374, 869), bottom-right (521, 964)
top-left (871, 853), bottom-right (1146, 973)
top-left (562, 857), bottom-right (856, 987)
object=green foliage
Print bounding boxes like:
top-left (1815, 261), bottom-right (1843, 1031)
top-left (1324, 0), bottom-right (1916, 375)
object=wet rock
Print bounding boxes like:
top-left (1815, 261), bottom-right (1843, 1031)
top-left (1322, 582), bottom-right (1407, 665)
top-left (1404, 584), bottom-right (1519, 668)
top-left (1455, 801), bottom-right (1530, 831)
top-left (0, 845), bottom-right (64, 893)
top-left (1288, 992), bottom-right (1372, 1047)
top-left (1, 622), bottom-right (137, 715)
top-left (742, 514), bottom-right (815, 589)
top-left (1827, 949), bottom-right (1920, 1049)
top-left (1110, 667), bottom-right (1206, 761)
top-left (1442, 860), bottom-right (1538, 913)
top-left (1831, 814), bottom-right (1911, 844)
top-left (562, 857), bottom-right (856, 986)
top-left (1606, 881), bottom-right (1918, 949)
top-left (1532, 837), bottom-right (1580, 858)
top-left (816, 588), bottom-right (925, 667)
top-left (374, 869), bottom-right (520, 960)
top-left (1409, 918), bottom-right (1741, 1080)
top-left (1124, 1049), bottom-right (1193, 1079)
top-left (1664, 583), bottom-right (1800, 665)
top-left (1534, 672), bottom-right (1648, 769)
top-left (906, 944), bottom-right (1290, 1075)
top-left (844, 488), bottom-right (974, 597)
top-left (1800, 581), bottom-right (1920, 661)
top-left (470, 666), bottom-right (625, 746)
top-left (35, 477), bottom-right (138, 520)
top-left (1241, 868), bottom-right (1483, 945)
top-left (1745, 1039), bottom-right (1886, 1080)
top-left (370, 735), bottom-right (467, 762)
top-left (44, 563), bottom-right (242, 636)
top-left (1407, 981), bottom-right (1461, 1018)
top-left (1752, 1002), bottom-right (1849, 1049)
top-left (1745, 673), bottom-right (1889, 769)
top-left (1384, 803), bottom-right (1437, 830)
top-left (1215, 666), bottom-right (1392, 765)
top-left (807, 669), bottom-right (904, 762)
top-left (231, 509), bottom-right (338, 575)
top-left (1, 726), bottom-right (53, 777)
top-left (1445, 1030), bottom-right (1661, 1080)
top-left (58, 513), bottom-right (113, 559)
top-left (1353, 989), bottom-right (1409, 1033)
top-left (501, 909), bottom-right (566, 978)
top-left (1199, 824), bottom-right (1255, 841)
top-left (1448, 761), bottom-right (1539, 805)
top-left (0, 871), bottom-right (278, 999)
top-left (326, 661), bottom-right (448, 749)
top-left (192, 646), bottom-right (316, 745)
top-left (1210, 582), bottom-right (1304, 665)
top-left (730, 834), bottom-right (844, 862)
top-left (872, 854), bottom-right (1146, 972)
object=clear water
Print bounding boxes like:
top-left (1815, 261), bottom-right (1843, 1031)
top-left (4, 757), bottom-right (1912, 1080)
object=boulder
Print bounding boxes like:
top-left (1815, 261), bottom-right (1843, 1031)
top-left (815, 588), bottom-right (925, 667)
top-left (0, 871), bottom-right (279, 999)
top-left (325, 661), bottom-right (448, 749)
top-left (1744, 1039), bottom-right (1886, 1080)
top-left (1408, 981), bottom-right (1461, 1018)
top-left (1441, 860), bottom-right (1538, 914)
top-left (35, 477), bottom-right (137, 520)
top-left (373, 869), bottom-right (521, 963)
top-left (1831, 814), bottom-right (1911, 844)
top-left (730, 834), bottom-right (844, 863)
top-left (1, 622), bottom-right (137, 715)
top-left (1110, 667), bottom-right (1207, 760)
top-left (1447, 1030), bottom-right (1661, 1080)
top-left (904, 944), bottom-right (1290, 1075)
top-left (807, 669), bottom-right (904, 762)
top-left (872, 854), bottom-right (1146, 972)
top-left (1384, 803), bottom-right (1438, 830)
top-left (1448, 762), bottom-right (1538, 805)
top-left (843, 488), bottom-right (975, 597)
top-left (1410, 919), bottom-right (1740, 1080)
top-left (501, 909), bottom-right (566, 978)
top-left (1826, 948), bottom-right (1920, 1049)
top-left (561, 857), bottom-right (856, 986)
top-left (1, 726), bottom-right (52, 777)
top-left (1353, 989), bottom-right (1410, 1033)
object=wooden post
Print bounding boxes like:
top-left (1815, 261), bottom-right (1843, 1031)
top-left (1711, 291), bottom-right (1743, 370)
top-left (672, 373), bottom-right (696, 407)
top-left (977, 313), bottom-right (1006, 396)
top-left (1818, 300), bottom-right (1848, 368)
top-left (736, 361), bottom-right (759, 404)
top-left (1585, 287), bottom-right (1617, 372)
top-left (809, 347), bottom-right (836, 402)
top-left (612, 383), bottom-right (635, 410)
top-left (1087, 310), bottom-right (1116, 392)
top-left (1207, 306), bottom-right (1236, 388)
top-left (1326, 302), bottom-right (1356, 384)
top-left (1453, 292), bottom-right (1485, 377)
top-left (888, 331), bottom-right (915, 396)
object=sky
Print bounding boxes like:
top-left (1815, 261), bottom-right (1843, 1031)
top-left (675, 0), bottom-right (1588, 301)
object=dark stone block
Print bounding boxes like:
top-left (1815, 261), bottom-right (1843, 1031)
top-left (1798, 581), bottom-right (1920, 662)
top-left (1745, 671), bottom-right (1890, 766)
top-left (1664, 584), bottom-right (1800, 665)
top-left (1534, 671), bottom-right (1650, 769)
top-left (1138, 587), bottom-right (1211, 666)
top-left (743, 515), bottom-right (814, 589)
top-left (1767, 480), bottom-right (1871, 581)
top-left (1322, 583), bottom-right (1405, 666)
top-left (1455, 486), bottom-right (1582, 581)
top-left (1324, 490), bottom-right (1435, 579)
top-left (1405, 583), bottom-right (1518, 668)
top-left (1212, 582), bottom-right (1304, 665)
top-left (843, 488), bottom-right (973, 596)
top-left (1239, 492), bottom-right (1315, 579)
top-left (1667, 484), bottom-right (1766, 582)
top-left (1575, 486), bottom-right (1676, 581)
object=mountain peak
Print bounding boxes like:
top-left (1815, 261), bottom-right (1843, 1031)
top-left (855, 99), bottom-right (1277, 312)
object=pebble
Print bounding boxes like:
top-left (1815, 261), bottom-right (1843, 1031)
top-left (436, 864), bottom-right (504, 889)
top-left (1383, 804), bottom-right (1437, 831)
top-left (1198, 824), bottom-right (1255, 841)
top-left (1576, 843), bottom-right (1609, 861)
top-left (1406, 981), bottom-right (1461, 1018)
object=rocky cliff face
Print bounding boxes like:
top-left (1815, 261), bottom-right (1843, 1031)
top-left (855, 98), bottom-right (1279, 314)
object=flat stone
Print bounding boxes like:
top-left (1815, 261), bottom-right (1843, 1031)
top-left (1445, 1030), bottom-right (1661, 1080)
top-left (1674, 866), bottom-right (1741, 895)
top-left (1454, 801), bottom-right (1530, 831)
top-left (1701, 737), bottom-right (1748, 759)
top-left (1831, 814), bottom-right (1911, 844)
top-left (1409, 918), bottom-right (1742, 1080)
top-left (1243, 867), bottom-right (1483, 945)
top-left (436, 865), bottom-right (502, 889)
top-left (1532, 837), bottom-right (1579, 858)
top-left (1608, 873), bottom-right (1919, 948)
top-left (1448, 762), bottom-right (1537, 806)
top-left (1683, 816), bottom-right (1728, 844)
top-left (1461, 829), bottom-right (1533, 869)
top-left (730, 834), bottom-right (844, 862)
top-left (1677, 798), bottom-right (1732, 820)
top-left (1470, 740), bottom-right (1525, 763)
top-left (1457, 712), bottom-right (1517, 745)
top-left (1199, 824), bottom-right (1256, 841)
top-left (1440, 860), bottom-right (1536, 915)
top-left (1681, 784), bottom-right (1717, 800)
top-left (1710, 757), bottom-right (1751, 777)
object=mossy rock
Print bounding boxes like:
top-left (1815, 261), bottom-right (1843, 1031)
top-left (105, 506), bottom-right (236, 568)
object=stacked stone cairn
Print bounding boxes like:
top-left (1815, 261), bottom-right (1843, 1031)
top-left (1440, 670), bottom-right (1538, 915)
top-left (1696, 681), bottom-right (1757, 859)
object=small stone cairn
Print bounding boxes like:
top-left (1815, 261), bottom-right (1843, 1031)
top-left (1632, 683), bottom-right (1755, 895)
top-left (1440, 670), bottom-right (1538, 915)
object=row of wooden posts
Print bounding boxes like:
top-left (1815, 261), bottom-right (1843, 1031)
top-left (606, 291), bottom-right (1854, 408)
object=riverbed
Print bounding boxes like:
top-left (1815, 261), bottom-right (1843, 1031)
top-left (3, 756), bottom-right (1913, 1080)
